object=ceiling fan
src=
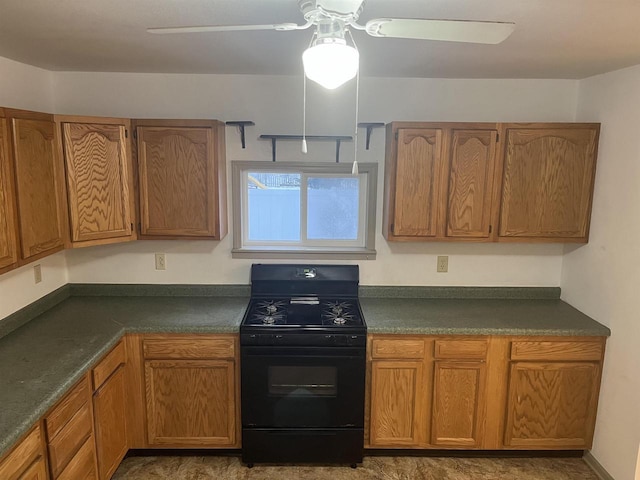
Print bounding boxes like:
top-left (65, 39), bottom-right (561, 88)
top-left (148, 0), bottom-right (514, 88)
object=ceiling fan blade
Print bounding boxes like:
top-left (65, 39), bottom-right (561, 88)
top-left (365, 18), bottom-right (515, 44)
top-left (147, 23), bottom-right (303, 34)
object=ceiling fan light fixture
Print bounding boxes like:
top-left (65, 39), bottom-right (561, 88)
top-left (303, 38), bottom-right (359, 90)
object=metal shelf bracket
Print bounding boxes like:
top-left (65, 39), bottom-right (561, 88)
top-left (226, 121), bottom-right (255, 149)
top-left (357, 122), bottom-right (385, 150)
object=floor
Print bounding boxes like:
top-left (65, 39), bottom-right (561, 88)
top-left (112, 455), bottom-right (600, 479)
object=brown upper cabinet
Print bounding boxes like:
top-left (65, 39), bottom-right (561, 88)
top-left (444, 129), bottom-right (498, 239)
top-left (497, 124), bottom-right (599, 242)
top-left (384, 122), bottom-right (498, 242)
top-left (6, 109), bottom-right (67, 262)
top-left (57, 115), bottom-right (136, 247)
top-left (385, 126), bottom-right (444, 238)
top-left (134, 119), bottom-right (227, 239)
top-left (0, 111), bottom-right (19, 273)
top-left (384, 122), bottom-right (599, 243)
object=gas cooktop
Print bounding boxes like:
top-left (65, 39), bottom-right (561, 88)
top-left (244, 297), bottom-right (364, 327)
top-left (240, 264), bottom-right (367, 343)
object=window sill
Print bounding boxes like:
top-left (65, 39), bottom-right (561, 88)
top-left (231, 247), bottom-right (377, 260)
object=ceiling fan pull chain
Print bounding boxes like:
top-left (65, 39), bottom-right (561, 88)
top-left (302, 73), bottom-right (308, 154)
top-left (348, 29), bottom-right (360, 176)
top-left (302, 31), bottom-right (317, 154)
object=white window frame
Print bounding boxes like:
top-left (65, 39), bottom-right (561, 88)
top-left (232, 161), bottom-right (377, 260)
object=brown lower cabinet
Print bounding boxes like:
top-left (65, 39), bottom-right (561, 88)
top-left (503, 340), bottom-right (603, 449)
top-left (92, 342), bottom-right (128, 480)
top-left (367, 335), bottom-right (605, 450)
top-left (0, 332), bottom-right (607, 480)
top-left (141, 335), bottom-right (240, 448)
top-left (44, 376), bottom-right (97, 480)
top-left (431, 360), bottom-right (487, 447)
top-left (0, 426), bottom-right (47, 480)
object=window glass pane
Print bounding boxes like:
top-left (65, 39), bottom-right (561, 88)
top-left (247, 173), bottom-right (300, 241)
top-left (307, 176), bottom-right (360, 240)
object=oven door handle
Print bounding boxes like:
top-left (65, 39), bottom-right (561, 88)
top-left (241, 346), bottom-right (365, 358)
top-left (267, 430), bottom-right (339, 436)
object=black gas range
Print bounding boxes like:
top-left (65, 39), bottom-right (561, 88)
top-left (240, 264), bottom-right (366, 467)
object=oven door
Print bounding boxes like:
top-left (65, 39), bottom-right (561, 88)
top-left (241, 346), bottom-right (365, 429)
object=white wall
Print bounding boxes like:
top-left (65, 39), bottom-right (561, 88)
top-left (562, 64), bottom-right (640, 480)
top-left (0, 57), bottom-right (68, 319)
top-left (0, 56), bottom-right (54, 112)
top-left (0, 253), bottom-right (68, 319)
top-left (54, 72), bottom-right (577, 285)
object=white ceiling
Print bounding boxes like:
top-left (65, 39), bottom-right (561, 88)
top-left (1, 0), bottom-right (640, 79)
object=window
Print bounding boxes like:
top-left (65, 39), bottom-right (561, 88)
top-left (232, 162), bottom-right (377, 259)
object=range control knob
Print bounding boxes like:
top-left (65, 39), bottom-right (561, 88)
top-left (334, 335), bottom-right (348, 346)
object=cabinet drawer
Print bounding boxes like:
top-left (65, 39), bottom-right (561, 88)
top-left (48, 404), bottom-right (92, 477)
top-left (370, 338), bottom-right (426, 359)
top-left (434, 339), bottom-right (488, 359)
top-left (510, 341), bottom-right (603, 361)
top-left (0, 425), bottom-right (43, 480)
top-left (92, 341), bottom-right (125, 390)
top-left (143, 336), bottom-right (236, 359)
top-left (57, 435), bottom-right (96, 480)
top-left (45, 377), bottom-right (90, 440)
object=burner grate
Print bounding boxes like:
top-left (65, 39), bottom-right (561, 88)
top-left (321, 300), bottom-right (359, 326)
top-left (244, 297), bottom-right (363, 328)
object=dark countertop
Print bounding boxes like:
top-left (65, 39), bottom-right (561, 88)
top-left (362, 298), bottom-right (610, 336)
top-left (0, 287), bottom-right (610, 458)
top-left (0, 295), bottom-right (248, 458)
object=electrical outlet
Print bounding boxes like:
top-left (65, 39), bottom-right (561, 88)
top-left (155, 253), bottom-right (166, 271)
top-left (34, 264), bottom-right (42, 284)
top-left (437, 256), bottom-right (449, 273)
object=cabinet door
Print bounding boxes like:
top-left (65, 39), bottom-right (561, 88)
top-left (57, 436), bottom-right (97, 480)
top-left (137, 125), bottom-right (224, 238)
top-left (369, 360), bottom-right (427, 447)
top-left (11, 118), bottom-right (65, 259)
top-left (445, 129), bottom-right (497, 238)
top-left (0, 426), bottom-right (45, 480)
top-left (504, 361), bottom-right (600, 448)
top-left (391, 128), bottom-right (443, 237)
top-left (0, 118), bottom-right (18, 270)
top-left (499, 127), bottom-right (598, 240)
top-left (62, 122), bottom-right (133, 243)
top-left (144, 359), bottom-right (237, 446)
top-left (93, 366), bottom-right (127, 480)
top-left (16, 458), bottom-right (47, 480)
top-left (431, 361), bottom-right (486, 447)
